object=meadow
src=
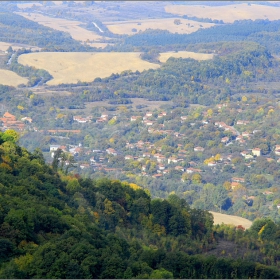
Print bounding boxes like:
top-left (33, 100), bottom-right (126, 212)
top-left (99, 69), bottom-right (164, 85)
top-left (18, 52), bottom-right (160, 85)
top-left (209, 211), bottom-right (252, 229)
top-left (165, 3), bottom-right (280, 23)
top-left (104, 17), bottom-right (215, 35)
top-left (0, 69), bottom-right (28, 87)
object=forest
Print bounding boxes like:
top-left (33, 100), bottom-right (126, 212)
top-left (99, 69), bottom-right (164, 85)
top-left (1, 131), bottom-right (280, 278)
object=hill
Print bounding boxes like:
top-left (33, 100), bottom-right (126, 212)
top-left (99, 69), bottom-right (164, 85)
top-left (0, 131), bottom-right (280, 278)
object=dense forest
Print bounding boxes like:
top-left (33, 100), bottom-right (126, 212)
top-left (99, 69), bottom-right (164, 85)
top-left (1, 131), bottom-right (280, 278)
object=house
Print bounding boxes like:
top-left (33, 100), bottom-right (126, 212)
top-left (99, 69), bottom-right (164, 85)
top-left (80, 163), bottom-right (90, 169)
top-left (186, 168), bottom-right (202, 174)
top-left (143, 120), bottom-right (154, 126)
top-left (208, 162), bottom-right (217, 167)
top-left (21, 117), bottom-right (32, 123)
top-left (50, 145), bottom-right (60, 152)
top-left (152, 174), bottom-right (162, 179)
top-left (242, 132), bottom-right (251, 138)
top-left (221, 137), bottom-right (229, 143)
top-left (146, 112), bottom-right (153, 117)
top-left (232, 177), bottom-right (245, 183)
top-left (174, 166), bottom-right (185, 172)
top-left (143, 152), bottom-right (151, 158)
top-left (130, 116), bottom-right (142, 121)
top-left (106, 148), bottom-right (118, 156)
top-left (194, 146), bottom-right (204, 152)
top-left (252, 148), bottom-right (261, 157)
top-left (125, 155), bottom-right (134, 160)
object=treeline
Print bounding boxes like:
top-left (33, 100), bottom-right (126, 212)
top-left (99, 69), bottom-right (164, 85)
top-left (0, 12), bottom-right (94, 51)
top-left (0, 131), bottom-right (280, 278)
top-left (121, 19), bottom-right (280, 54)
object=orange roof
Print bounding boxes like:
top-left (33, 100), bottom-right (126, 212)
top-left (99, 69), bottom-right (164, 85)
top-left (3, 112), bottom-right (16, 119)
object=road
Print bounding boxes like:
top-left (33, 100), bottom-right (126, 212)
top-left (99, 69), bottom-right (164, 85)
top-left (92, 22), bottom-right (104, 33)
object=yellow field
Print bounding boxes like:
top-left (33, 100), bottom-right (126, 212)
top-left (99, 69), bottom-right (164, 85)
top-left (165, 3), bottom-right (280, 23)
top-left (159, 51), bottom-right (214, 63)
top-left (18, 52), bottom-right (160, 85)
top-left (209, 211), bottom-right (252, 229)
top-left (104, 18), bottom-right (215, 35)
top-left (16, 12), bottom-right (105, 42)
top-left (0, 41), bottom-right (40, 52)
top-left (0, 69), bottom-right (28, 87)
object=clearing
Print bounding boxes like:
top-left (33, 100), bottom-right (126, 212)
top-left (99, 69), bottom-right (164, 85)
top-left (159, 51), bottom-right (214, 63)
top-left (18, 52), bottom-right (160, 85)
top-left (165, 3), bottom-right (280, 23)
top-left (0, 69), bottom-right (28, 87)
top-left (104, 18), bottom-right (215, 35)
top-left (210, 211), bottom-right (252, 229)
top-left (16, 12), bottom-right (106, 43)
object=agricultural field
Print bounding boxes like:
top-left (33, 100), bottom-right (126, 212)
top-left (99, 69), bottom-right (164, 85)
top-left (18, 52), bottom-right (160, 85)
top-left (209, 211), bottom-right (252, 229)
top-left (159, 51), bottom-right (214, 63)
top-left (165, 3), bottom-right (280, 23)
top-left (16, 12), bottom-right (106, 43)
top-left (0, 69), bottom-right (28, 87)
top-left (104, 18), bottom-right (215, 35)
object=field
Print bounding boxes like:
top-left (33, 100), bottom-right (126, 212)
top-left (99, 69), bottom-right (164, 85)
top-left (165, 3), bottom-right (280, 23)
top-left (18, 52), bottom-right (160, 85)
top-left (104, 18), bottom-right (215, 35)
top-left (16, 12), bottom-right (105, 42)
top-left (0, 69), bottom-right (28, 87)
top-left (159, 51), bottom-right (214, 63)
top-left (209, 211), bottom-right (252, 229)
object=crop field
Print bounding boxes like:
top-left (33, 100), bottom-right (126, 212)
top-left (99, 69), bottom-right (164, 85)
top-left (165, 3), bottom-right (280, 23)
top-left (209, 211), bottom-right (252, 229)
top-left (16, 12), bottom-right (105, 42)
top-left (0, 69), bottom-right (28, 87)
top-left (104, 18), bottom-right (215, 35)
top-left (18, 52), bottom-right (160, 85)
top-left (159, 51), bottom-right (214, 63)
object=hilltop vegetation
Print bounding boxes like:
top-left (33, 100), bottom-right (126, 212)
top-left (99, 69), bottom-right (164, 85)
top-left (1, 131), bottom-right (280, 278)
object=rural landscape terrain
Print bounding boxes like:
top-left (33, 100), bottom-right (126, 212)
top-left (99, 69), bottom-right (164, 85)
top-left (1, 1), bottom-right (280, 278)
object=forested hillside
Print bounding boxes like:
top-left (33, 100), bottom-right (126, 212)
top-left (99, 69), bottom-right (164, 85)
top-left (0, 131), bottom-right (280, 278)
top-left (0, 12), bottom-right (93, 52)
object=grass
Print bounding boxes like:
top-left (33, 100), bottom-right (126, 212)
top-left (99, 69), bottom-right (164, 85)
top-left (0, 69), bottom-right (28, 86)
top-left (209, 211), bottom-right (252, 229)
top-left (165, 3), bottom-right (280, 23)
top-left (18, 52), bottom-right (160, 85)
top-left (159, 51), bottom-right (214, 63)
top-left (104, 18), bottom-right (215, 35)
top-left (16, 12), bottom-right (106, 42)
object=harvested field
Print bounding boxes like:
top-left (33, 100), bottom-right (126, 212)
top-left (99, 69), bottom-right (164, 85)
top-left (159, 51), bottom-right (214, 63)
top-left (18, 52), bottom-right (160, 85)
top-left (165, 3), bottom-right (280, 23)
top-left (209, 211), bottom-right (252, 229)
top-left (0, 69), bottom-right (28, 87)
top-left (16, 12), bottom-right (105, 42)
top-left (104, 18), bottom-right (215, 35)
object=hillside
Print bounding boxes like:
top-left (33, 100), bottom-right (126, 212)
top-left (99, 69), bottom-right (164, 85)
top-left (0, 131), bottom-right (280, 278)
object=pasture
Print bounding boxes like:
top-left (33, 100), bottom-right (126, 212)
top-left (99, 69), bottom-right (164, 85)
top-left (209, 211), bottom-right (252, 229)
top-left (16, 12), bottom-right (105, 42)
top-left (0, 69), bottom-right (28, 87)
top-left (104, 18), bottom-right (215, 35)
top-left (18, 52), bottom-right (160, 85)
top-left (165, 3), bottom-right (280, 23)
top-left (159, 51), bottom-right (214, 63)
